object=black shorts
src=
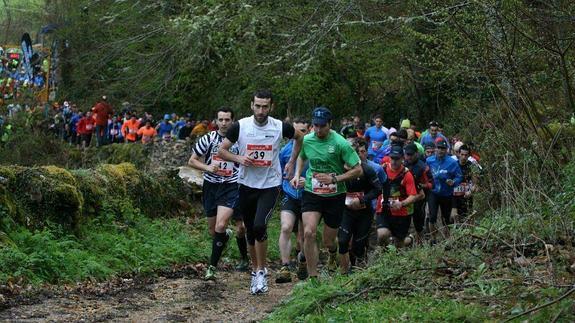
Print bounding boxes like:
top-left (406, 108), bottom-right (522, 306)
top-left (202, 181), bottom-right (239, 218)
top-left (376, 213), bottom-right (411, 240)
top-left (280, 195), bottom-right (302, 232)
top-left (301, 191), bottom-right (346, 229)
top-left (453, 195), bottom-right (473, 218)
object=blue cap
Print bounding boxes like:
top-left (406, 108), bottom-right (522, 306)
top-left (164, 114), bottom-right (171, 120)
top-left (312, 107), bottom-right (332, 126)
top-left (389, 145), bottom-right (404, 158)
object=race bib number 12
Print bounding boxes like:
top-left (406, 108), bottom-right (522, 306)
top-left (247, 144), bottom-right (272, 167)
top-left (211, 155), bottom-right (233, 177)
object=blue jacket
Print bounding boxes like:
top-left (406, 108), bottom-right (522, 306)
top-left (280, 140), bottom-right (308, 200)
top-left (420, 133), bottom-right (449, 148)
top-left (426, 155), bottom-right (463, 197)
top-left (366, 159), bottom-right (387, 185)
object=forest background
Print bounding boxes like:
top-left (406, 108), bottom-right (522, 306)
top-left (1, 0), bottom-right (575, 321)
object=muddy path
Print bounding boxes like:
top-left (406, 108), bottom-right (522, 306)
top-left (0, 266), bottom-right (295, 322)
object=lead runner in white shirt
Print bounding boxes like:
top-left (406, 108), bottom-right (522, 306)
top-left (218, 90), bottom-right (304, 295)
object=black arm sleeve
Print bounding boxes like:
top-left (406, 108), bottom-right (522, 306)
top-left (225, 122), bottom-right (240, 143)
top-left (362, 164), bottom-right (383, 203)
top-left (282, 122), bottom-right (295, 139)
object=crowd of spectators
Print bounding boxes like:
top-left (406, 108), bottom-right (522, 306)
top-left (47, 96), bottom-right (216, 148)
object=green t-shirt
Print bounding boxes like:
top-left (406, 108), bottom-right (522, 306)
top-left (300, 130), bottom-right (360, 196)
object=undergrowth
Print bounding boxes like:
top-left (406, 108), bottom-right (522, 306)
top-left (268, 162), bottom-right (575, 322)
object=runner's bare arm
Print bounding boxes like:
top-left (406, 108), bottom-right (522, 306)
top-left (284, 129), bottom-right (304, 179)
top-left (290, 156), bottom-right (305, 188)
top-left (187, 152), bottom-right (217, 173)
top-left (218, 138), bottom-right (254, 167)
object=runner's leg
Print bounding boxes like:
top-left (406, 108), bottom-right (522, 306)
top-left (253, 187), bottom-right (280, 270)
top-left (209, 206), bottom-right (234, 267)
top-left (302, 211), bottom-right (321, 277)
top-left (279, 210), bottom-right (297, 265)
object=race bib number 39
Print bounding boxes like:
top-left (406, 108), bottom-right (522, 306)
top-left (247, 144), bottom-right (272, 167)
top-left (311, 173), bottom-right (337, 194)
top-left (211, 155), bottom-right (233, 177)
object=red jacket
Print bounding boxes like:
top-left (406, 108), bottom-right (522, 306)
top-left (93, 101), bottom-right (113, 126)
top-left (77, 117), bottom-right (95, 135)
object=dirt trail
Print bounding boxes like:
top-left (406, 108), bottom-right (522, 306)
top-left (0, 269), bottom-right (295, 322)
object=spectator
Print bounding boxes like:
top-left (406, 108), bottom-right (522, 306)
top-left (92, 95), bottom-right (114, 146)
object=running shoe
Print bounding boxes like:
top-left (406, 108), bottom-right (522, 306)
top-left (296, 252), bottom-right (308, 280)
top-left (204, 265), bottom-right (216, 281)
top-left (250, 271), bottom-right (258, 295)
top-left (257, 270), bottom-right (269, 293)
top-left (275, 265), bottom-right (292, 283)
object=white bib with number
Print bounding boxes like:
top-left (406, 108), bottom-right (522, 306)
top-left (246, 144), bottom-right (273, 167)
top-left (211, 155), bottom-right (233, 177)
top-left (312, 173), bottom-right (337, 195)
top-left (453, 182), bottom-right (469, 196)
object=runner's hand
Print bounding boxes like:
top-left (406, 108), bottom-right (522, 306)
top-left (290, 176), bottom-right (300, 189)
top-left (236, 155), bottom-right (255, 167)
top-left (390, 200), bottom-right (403, 210)
top-left (284, 161), bottom-right (295, 179)
top-left (314, 173), bottom-right (333, 185)
top-left (349, 198), bottom-right (363, 210)
top-left (464, 191), bottom-right (472, 199)
top-left (206, 165), bottom-right (219, 174)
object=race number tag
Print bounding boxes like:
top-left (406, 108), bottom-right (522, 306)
top-left (129, 128), bottom-right (137, 134)
top-left (345, 192), bottom-right (365, 209)
top-left (211, 155), bottom-right (233, 177)
top-left (372, 141), bottom-right (383, 150)
top-left (247, 144), bottom-right (272, 167)
top-left (453, 182), bottom-right (468, 196)
top-left (311, 173), bottom-right (337, 194)
top-left (86, 124), bottom-right (93, 131)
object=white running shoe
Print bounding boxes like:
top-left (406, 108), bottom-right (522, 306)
top-left (256, 270), bottom-right (268, 294)
top-left (250, 272), bottom-right (258, 295)
top-left (261, 270), bottom-right (269, 293)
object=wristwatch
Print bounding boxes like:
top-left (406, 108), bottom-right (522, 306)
top-left (331, 174), bottom-right (337, 184)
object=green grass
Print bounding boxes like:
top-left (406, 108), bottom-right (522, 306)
top-left (0, 215), bottom-right (211, 285)
top-left (0, 207), bottom-right (290, 285)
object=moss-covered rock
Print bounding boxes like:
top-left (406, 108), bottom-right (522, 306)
top-left (0, 162), bottom-right (193, 236)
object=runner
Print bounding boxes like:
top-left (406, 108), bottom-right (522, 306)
top-left (77, 110), bottom-right (95, 149)
top-left (340, 115), bottom-right (360, 139)
top-left (276, 117), bottom-right (310, 283)
top-left (420, 121), bottom-right (449, 149)
top-left (291, 106), bottom-right (362, 280)
top-left (426, 138), bottom-right (463, 242)
top-left (364, 115), bottom-right (388, 161)
top-left (452, 144), bottom-right (479, 223)
top-left (121, 115), bottom-right (140, 143)
top-left (338, 140), bottom-right (382, 274)
top-left (403, 143), bottom-right (432, 244)
top-left (218, 89), bottom-right (304, 295)
top-left (137, 121), bottom-right (157, 144)
top-left (188, 107), bottom-right (249, 281)
top-left (376, 145), bottom-right (418, 247)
